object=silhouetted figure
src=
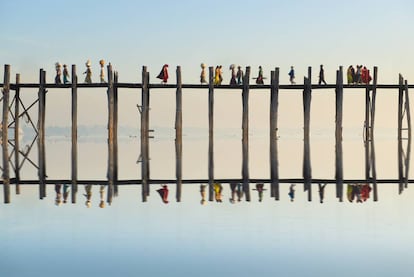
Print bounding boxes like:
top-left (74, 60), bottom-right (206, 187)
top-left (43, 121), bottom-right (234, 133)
top-left (84, 184), bottom-right (92, 208)
top-left (253, 183), bottom-right (266, 202)
top-left (157, 185), bottom-right (169, 204)
top-left (236, 183), bottom-right (244, 202)
top-left (99, 59), bottom-right (106, 83)
top-left (63, 184), bottom-right (70, 204)
top-left (157, 64), bottom-right (169, 84)
top-left (318, 183), bottom-right (327, 203)
top-left (288, 184), bottom-right (295, 202)
top-left (63, 64), bottom-right (70, 84)
top-left (229, 182), bottom-right (237, 204)
top-left (214, 182), bottom-right (223, 202)
top-left (55, 184), bottom-right (62, 206)
top-left (200, 63), bottom-right (207, 84)
top-left (229, 64), bottom-right (237, 85)
top-left (99, 185), bottom-right (105, 208)
top-left (200, 184), bottom-right (207, 205)
top-left (237, 66), bottom-right (243, 85)
top-left (288, 66), bottom-right (296, 84)
top-left (55, 62), bottom-right (62, 84)
top-left (84, 60), bottom-right (92, 84)
top-left (347, 65), bottom-right (354, 84)
top-left (255, 66), bottom-right (264, 84)
top-left (318, 64), bottom-right (327, 85)
top-left (355, 65), bottom-right (362, 84)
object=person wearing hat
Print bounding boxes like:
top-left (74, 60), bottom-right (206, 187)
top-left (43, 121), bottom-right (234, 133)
top-left (200, 63), bottom-right (207, 84)
top-left (84, 60), bottom-right (92, 84)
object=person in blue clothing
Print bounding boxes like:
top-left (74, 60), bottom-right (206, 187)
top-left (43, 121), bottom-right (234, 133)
top-left (288, 66), bottom-right (296, 84)
top-left (288, 184), bottom-right (295, 202)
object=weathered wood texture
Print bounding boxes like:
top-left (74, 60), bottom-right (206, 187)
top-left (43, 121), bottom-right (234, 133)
top-left (114, 70), bottom-right (119, 197)
top-left (270, 68), bottom-right (280, 200)
top-left (303, 69), bottom-right (312, 201)
top-left (106, 64), bottom-right (116, 204)
top-left (2, 65), bottom-right (11, 203)
top-left (175, 66), bottom-right (183, 202)
top-left (71, 65), bottom-right (78, 203)
top-left (242, 67), bottom-right (251, 201)
top-left (335, 67), bottom-right (343, 201)
top-left (38, 69), bottom-right (46, 199)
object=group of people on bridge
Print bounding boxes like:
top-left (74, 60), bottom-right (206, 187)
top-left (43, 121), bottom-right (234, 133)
top-left (347, 65), bottom-right (372, 84)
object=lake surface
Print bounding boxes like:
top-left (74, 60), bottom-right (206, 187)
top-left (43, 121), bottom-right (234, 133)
top-left (1, 89), bottom-right (413, 276)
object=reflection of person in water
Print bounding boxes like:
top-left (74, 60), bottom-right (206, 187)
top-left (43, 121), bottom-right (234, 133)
top-left (55, 184), bottom-right (62, 206)
top-left (288, 184), bottom-right (295, 202)
top-left (361, 183), bottom-right (372, 202)
top-left (214, 183), bottom-right (223, 202)
top-left (229, 182), bottom-right (237, 203)
top-left (157, 185), bottom-right (169, 204)
top-left (237, 183), bottom-right (244, 202)
top-left (200, 184), bottom-right (207, 205)
top-left (318, 183), bottom-right (327, 204)
top-left (63, 184), bottom-right (70, 204)
top-left (253, 183), bottom-right (266, 202)
top-left (99, 185), bottom-right (106, 208)
top-left (84, 184), bottom-right (92, 208)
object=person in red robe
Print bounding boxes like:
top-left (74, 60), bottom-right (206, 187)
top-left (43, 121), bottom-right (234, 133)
top-left (157, 185), bottom-right (169, 203)
top-left (157, 64), bottom-right (169, 83)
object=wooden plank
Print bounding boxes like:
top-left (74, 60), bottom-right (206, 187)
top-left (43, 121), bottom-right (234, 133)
top-left (270, 68), bottom-right (280, 200)
top-left (175, 66), bottom-right (183, 202)
top-left (141, 66), bottom-right (149, 202)
top-left (208, 66), bottom-right (214, 201)
top-left (38, 69), bottom-right (46, 199)
top-left (71, 65), bottom-right (78, 203)
top-left (106, 64), bottom-right (114, 204)
top-left (242, 66), bottom-right (251, 201)
top-left (335, 67), bottom-right (344, 201)
top-left (14, 73), bottom-right (20, 195)
top-left (2, 65), bottom-right (11, 203)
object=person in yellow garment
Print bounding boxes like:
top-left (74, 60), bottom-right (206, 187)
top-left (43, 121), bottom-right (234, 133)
top-left (214, 182), bottom-right (223, 202)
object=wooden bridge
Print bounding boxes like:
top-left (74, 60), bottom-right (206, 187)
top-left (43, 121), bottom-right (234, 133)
top-left (0, 64), bottom-right (412, 204)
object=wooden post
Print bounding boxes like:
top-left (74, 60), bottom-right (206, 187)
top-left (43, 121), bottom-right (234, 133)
top-left (175, 66), bottom-right (183, 202)
top-left (398, 74), bottom-right (404, 193)
top-left (242, 66), bottom-right (251, 201)
top-left (404, 79), bottom-right (411, 189)
top-left (364, 80), bottom-right (370, 181)
top-left (141, 66), bottom-right (149, 202)
top-left (335, 67), bottom-right (344, 201)
top-left (107, 64), bottom-right (114, 204)
top-left (303, 70), bottom-right (312, 201)
top-left (14, 73), bottom-right (20, 194)
top-left (208, 66), bottom-right (214, 201)
top-left (71, 65), bottom-right (78, 203)
top-left (114, 70), bottom-right (119, 197)
top-left (371, 66), bottom-right (378, 201)
top-left (38, 69), bottom-right (46, 199)
top-left (270, 68), bottom-right (280, 200)
top-left (2, 65), bottom-right (11, 203)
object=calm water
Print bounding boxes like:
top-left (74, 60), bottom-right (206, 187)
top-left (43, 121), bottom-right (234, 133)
top-left (1, 89), bottom-right (413, 276)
